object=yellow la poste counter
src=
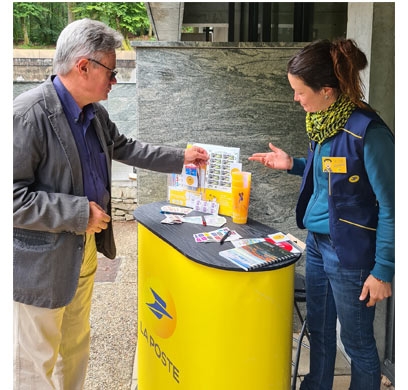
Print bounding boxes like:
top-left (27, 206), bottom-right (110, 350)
top-left (134, 201), bottom-right (301, 389)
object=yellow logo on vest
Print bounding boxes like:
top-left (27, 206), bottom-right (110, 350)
top-left (349, 175), bottom-right (360, 183)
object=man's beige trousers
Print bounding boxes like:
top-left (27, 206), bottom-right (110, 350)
top-left (14, 234), bottom-right (97, 390)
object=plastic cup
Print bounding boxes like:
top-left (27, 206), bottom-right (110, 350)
top-left (231, 171), bottom-right (251, 224)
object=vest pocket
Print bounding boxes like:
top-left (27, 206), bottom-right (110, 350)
top-left (338, 218), bottom-right (376, 231)
top-left (331, 203), bottom-right (378, 268)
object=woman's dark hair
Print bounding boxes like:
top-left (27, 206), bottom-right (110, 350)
top-left (287, 39), bottom-right (369, 109)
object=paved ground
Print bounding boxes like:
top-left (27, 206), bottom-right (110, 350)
top-left (84, 220), bottom-right (139, 390)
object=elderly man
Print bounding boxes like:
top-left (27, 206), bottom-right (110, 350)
top-left (13, 18), bottom-right (208, 389)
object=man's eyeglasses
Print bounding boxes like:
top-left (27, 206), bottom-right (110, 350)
top-left (88, 58), bottom-right (117, 81)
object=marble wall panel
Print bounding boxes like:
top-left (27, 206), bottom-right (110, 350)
top-left (134, 43), bottom-right (309, 245)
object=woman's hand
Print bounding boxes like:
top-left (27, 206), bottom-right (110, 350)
top-left (248, 142), bottom-right (293, 170)
top-left (359, 274), bottom-right (392, 307)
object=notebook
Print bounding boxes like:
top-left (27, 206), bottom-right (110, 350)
top-left (219, 240), bottom-right (298, 271)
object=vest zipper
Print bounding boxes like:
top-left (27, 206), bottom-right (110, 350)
top-left (328, 171), bottom-right (331, 196)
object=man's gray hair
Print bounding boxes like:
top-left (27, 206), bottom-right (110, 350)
top-left (53, 18), bottom-right (123, 75)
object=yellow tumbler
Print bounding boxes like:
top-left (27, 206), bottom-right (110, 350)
top-left (231, 171), bottom-right (251, 224)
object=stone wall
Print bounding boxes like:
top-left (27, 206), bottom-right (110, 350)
top-left (132, 41), bottom-right (309, 246)
top-left (111, 183), bottom-right (138, 221)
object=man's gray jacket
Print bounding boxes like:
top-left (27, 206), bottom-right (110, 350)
top-left (13, 76), bottom-right (185, 308)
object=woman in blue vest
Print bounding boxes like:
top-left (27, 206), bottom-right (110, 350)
top-left (249, 39), bottom-right (394, 390)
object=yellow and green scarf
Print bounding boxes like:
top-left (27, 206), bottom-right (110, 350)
top-left (305, 94), bottom-right (356, 144)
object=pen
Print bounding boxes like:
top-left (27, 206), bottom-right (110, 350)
top-left (160, 211), bottom-right (187, 215)
top-left (220, 230), bottom-right (231, 245)
top-left (201, 215), bottom-right (207, 226)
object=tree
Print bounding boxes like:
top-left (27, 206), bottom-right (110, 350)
top-left (13, 2), bottom-right (151, 49)
top-left (67, 2), bottom-right (76, 24)
top-left (72, 2), bottom-right (150, 50)
top-left (13, 2), bottom-right (50, 45)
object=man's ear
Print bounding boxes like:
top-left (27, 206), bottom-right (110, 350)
top-left (77, 58), bottom-right (89, 77)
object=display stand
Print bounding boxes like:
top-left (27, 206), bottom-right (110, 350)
top-left (134, 201), bottom-right (301, 390)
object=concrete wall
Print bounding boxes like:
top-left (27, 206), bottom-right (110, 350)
top-left (347, 2), bottom-right (395, 133)
top-left (13, 49), bottom-right (136, 83)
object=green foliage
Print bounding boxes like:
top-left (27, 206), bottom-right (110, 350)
top-left (113, 2), bottom-right (150, 36)
top-left (72, 2), bottom-right (150, 49)
top-left (13, 2), bottom-right (150, 49)
top-left (13, 2), bottom-right (49, 19)
top-left (13, 2), bottom-right (52, 45)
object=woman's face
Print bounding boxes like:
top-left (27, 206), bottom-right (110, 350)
top-left (288, 73), bottom-right (334, 113)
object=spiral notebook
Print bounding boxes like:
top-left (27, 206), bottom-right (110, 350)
top-left (219, 240), bottom-right (298, 271)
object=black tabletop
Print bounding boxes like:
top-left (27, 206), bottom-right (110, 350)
top-left (133, 201), bottom-right (300, 272)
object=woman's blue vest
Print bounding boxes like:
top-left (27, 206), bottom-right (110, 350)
top-left (295, 108), bottom-right (390, 269)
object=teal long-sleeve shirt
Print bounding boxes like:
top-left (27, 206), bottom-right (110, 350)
top-left (289, 122), bottom-right (395, 282)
